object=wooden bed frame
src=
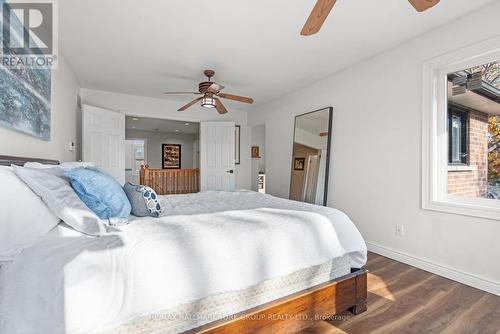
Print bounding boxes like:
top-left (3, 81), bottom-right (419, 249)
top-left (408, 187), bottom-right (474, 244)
top-left (1, 155), bottom-right (368, 334)
top-left (185, 269), bottom-right (367, 334)
top-left (0, 155), bottom-right (60, 166)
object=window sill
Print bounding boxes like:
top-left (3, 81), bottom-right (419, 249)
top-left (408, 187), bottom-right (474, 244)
top-left (447, 165), bottom-right (478, 172)
top-left (423, 198), bottom-right (500, 221)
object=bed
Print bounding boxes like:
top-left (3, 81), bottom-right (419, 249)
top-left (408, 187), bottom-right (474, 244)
top-left (0, 155), bottom-right (368, 334)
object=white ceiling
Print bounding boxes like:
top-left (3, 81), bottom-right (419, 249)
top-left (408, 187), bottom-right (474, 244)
top-left (126, 117), bottom-right (199, 134)
top-left (60, 0), bottom-right (495, 109)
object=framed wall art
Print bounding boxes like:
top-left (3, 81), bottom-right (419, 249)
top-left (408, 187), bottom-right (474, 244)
top-left (162, 144), bottom-right (181, 169)
top-left (293, 157), bottom-right (305, 171)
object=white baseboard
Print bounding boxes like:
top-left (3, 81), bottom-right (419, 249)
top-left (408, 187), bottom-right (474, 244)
top-left (366, 242), bottom-right (500, 296)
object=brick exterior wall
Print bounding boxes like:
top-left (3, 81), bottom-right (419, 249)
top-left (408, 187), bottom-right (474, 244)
top-left (447, 110), bottom-right (489, 198)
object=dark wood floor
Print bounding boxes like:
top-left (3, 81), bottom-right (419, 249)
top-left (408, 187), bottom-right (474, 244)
top-left (300, 252), bottom-right (500, 334)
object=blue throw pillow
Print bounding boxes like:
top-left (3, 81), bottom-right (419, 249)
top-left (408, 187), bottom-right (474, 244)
top-left (64, 167), bottom-right (131, 219)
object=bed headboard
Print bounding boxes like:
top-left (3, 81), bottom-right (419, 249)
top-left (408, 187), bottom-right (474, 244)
top-left (0, 155), bottom-right (60, 166)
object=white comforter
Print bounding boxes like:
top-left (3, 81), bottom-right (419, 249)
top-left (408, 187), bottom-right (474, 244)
top-left (0, 191), bottom-right (366, 334)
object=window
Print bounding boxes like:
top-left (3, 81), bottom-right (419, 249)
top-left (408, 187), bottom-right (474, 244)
top-left (447, 62), bottom-right (499, 201)
top-left (422, 38), bottom-right (500, 220)
top-left (448, 107), bottom-right (468, 165)
top-left (126, 139), bottom-right (146, 179)
top-left (132, 140), bottom-right (146, 175)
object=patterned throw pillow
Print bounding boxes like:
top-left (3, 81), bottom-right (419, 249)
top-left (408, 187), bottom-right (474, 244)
top-left (123, 183), bottom-right (162, 217)
top-left (142, 187), bottom-right (162, 216)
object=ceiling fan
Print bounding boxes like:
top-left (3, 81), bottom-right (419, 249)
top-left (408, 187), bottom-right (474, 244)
top-left (164, 70), bottom-right (254, 114)
top-left (301, 0), bottom-right (440, 36)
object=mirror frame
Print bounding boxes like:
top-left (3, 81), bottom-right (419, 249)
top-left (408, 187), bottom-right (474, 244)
top-left (289, 107), bottom-right (333, 206)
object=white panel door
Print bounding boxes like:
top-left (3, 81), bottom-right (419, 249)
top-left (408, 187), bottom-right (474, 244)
top-left (82, 104), bottom-right (125, 184)
top-left (200, 121), bottom-right (235, 191)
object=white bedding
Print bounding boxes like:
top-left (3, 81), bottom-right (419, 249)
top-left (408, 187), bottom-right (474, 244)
top-left (0, 191), bottom-right (366, 334)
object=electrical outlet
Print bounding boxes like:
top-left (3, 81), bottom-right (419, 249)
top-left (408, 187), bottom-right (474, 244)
top-left (395, 225), bottom-right (404, 237)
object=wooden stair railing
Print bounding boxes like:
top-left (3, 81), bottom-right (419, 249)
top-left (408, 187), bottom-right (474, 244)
top-left (139, 165), bottom-right (200, 195)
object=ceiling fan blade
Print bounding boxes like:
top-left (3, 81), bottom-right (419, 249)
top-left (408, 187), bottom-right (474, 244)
top-left (408, 0), bottom-right (440, 12)
top-left (178, 97), bottom-right (203, 111)
top-left (206, 83), bottom-right (225, 93)
top-left (164, 92), bottom-right (201, 95)
top-left (218, 93), bottom-right (254, 104)
top-left (301, 0), bottom-right (337, 36)
top-left (214, 98), bottom-right (228, 114)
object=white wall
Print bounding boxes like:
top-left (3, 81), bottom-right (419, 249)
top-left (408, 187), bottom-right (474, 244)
top-left (126, 129), bottom-right (196, 169)
top-left (0, 55), bottom-right (80, 162)
top-left (248, 2), bottom-right (500, 295)
top-left (80, 88), bottom-right (251, 190)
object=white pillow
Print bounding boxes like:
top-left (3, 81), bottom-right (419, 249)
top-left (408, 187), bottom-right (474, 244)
top-left (60, 161), bottom-right (95, 169)
top-left (24, 161), bottom-right (95, 169)
top-left (12, 166), bottom-right (106, 237)
top-left (0, 166), bottom-right (60, 261)
top-left (23, 162), bottom-right (58, 169)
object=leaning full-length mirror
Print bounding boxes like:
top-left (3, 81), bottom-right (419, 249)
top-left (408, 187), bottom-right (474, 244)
top-left (289, 107), bottom-right (332, 206)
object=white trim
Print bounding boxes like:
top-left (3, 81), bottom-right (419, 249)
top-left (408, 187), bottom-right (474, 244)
top-left (421, 36), bottom-right (500, 221)
top-left (366, 242), bottom-right (500, 296)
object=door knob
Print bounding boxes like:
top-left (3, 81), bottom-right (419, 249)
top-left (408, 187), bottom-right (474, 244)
top-left (226, 170), bottom-right (234, 174)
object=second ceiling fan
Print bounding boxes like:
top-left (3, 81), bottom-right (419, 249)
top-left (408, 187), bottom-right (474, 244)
top-left (301, 0), bottom-right (440, 36)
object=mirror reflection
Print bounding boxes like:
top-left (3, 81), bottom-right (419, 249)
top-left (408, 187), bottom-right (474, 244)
top-left (289, 107), bottom-right (332, 206)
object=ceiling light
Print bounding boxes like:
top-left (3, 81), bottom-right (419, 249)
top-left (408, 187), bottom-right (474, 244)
top-left (131, 126), bottom-right (136, 129)
top-left (175, 130), bottom-right (179, 132)
top-left (184, 123), bottom-right (190, 126)
top-left (132, 117), bottom-right (139, 121)
top-left (201, 96), bottom-right (216, 108)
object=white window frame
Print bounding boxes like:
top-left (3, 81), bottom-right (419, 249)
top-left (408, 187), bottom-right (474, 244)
top-left (422, 36), bottom-right (500, 221)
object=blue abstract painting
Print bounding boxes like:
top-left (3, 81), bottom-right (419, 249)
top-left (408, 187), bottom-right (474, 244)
top-left (0, 2), bottom-right (51, 140)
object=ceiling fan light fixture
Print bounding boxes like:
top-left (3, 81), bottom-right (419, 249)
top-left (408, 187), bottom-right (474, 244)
top-left (201, 96), bottom-right (216, 108)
